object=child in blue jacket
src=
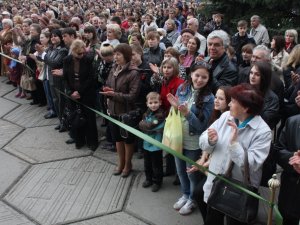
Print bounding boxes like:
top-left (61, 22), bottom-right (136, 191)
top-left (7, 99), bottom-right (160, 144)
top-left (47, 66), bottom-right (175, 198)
top-left (139, 92), bottom-right (165, 192)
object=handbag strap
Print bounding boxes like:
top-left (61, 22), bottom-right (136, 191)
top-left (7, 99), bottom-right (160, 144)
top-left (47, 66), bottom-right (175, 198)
top-left (224, 148), bottom-right (251, 185)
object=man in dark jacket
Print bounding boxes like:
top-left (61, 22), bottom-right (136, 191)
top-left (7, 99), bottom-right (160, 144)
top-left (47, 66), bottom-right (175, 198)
top-left (275, 114), bottom-right (300, 225)
top-left (206, 30), bottom-right (237, 93)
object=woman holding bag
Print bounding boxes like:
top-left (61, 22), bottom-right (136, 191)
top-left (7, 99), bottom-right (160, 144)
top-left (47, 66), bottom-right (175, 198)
top-left (167, 61), bottom-right (214, 215)
top-left (193, 83), bottom-right (272, 225)
top-left (101, 43), bottom-right (140, 178)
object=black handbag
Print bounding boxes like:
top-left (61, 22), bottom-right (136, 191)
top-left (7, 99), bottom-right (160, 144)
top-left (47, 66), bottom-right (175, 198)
top-left (119, 108), bottom-right (142, 138)
top-left (72, 105), bottom-right (87, 129)
top-left (207, 150), bottom-right (259, 223)
top-left (118, 99), bottom-right (142, 139)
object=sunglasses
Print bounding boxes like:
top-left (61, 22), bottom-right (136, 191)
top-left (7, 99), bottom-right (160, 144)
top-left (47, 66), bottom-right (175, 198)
top-left (192, 60), bottom-right (212, 70)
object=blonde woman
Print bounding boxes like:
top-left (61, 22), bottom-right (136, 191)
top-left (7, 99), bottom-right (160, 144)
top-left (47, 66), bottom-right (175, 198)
top-left (283, 44), bottom-right (300, 88)
top-left (63, 39), bottom-right (98, 151)
top-left (285, 29), bottom-right (298, 54)
top-left (101, 24), bottom-right (121, 47)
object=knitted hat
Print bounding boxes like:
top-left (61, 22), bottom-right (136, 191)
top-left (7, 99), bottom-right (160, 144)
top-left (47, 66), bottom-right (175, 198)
top-left (11, 47), bottom-right (20, 56)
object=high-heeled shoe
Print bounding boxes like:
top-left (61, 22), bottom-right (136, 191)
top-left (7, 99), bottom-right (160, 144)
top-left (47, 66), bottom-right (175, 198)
top-left (121, 169), bottom-right (132, 178)
top-left (113, 168), bottom-right (123, 176)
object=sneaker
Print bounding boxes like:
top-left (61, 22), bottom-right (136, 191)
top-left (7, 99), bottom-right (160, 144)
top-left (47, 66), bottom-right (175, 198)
top-left (151, 184), bottom-right (161, 192)
top-left (15, 92), bottom-right (21, 97)
top-left (173, 196), bottom-right (188, 210)
top-left (179, 199), bottom-right (196, 215)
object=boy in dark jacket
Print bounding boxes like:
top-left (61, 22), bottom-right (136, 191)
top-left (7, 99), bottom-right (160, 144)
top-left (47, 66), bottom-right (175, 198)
top-left (231, 20), bottom-right (256, 65)
top-left (139, 92), bottom-right (165, 192)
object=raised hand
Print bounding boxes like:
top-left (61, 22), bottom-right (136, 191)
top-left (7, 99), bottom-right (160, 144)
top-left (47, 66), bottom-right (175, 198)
top-left (227, 120), bottom-right (238, 145)
top-left (207, 128), bottom-right (218, 145)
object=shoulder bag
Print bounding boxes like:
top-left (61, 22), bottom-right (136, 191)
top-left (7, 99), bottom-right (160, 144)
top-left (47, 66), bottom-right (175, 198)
top-left (207, 149), bottom-right (259, 223)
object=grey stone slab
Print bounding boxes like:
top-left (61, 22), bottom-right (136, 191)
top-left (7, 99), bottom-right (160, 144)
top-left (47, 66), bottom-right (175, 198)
top-left (0, 150), bottom-right (29, 195)
top-left (4, 126), bottom-right (92, 163)
top-left (5, 157), bottom-right (132, 225)
top-left (0, 201), bottom-right (35, 225)
top-left (70, 212), bottom-right (148, 225)
top-left (0, 119), bottom-right (23, 149)
top-left (0, 98), bottom-right (19, 118)
top-left (126, 173), bottom-right (202, 225)
top-left (3, 104), bottom-right (57, 128)
top-left (3, 90), bottom-right (30, 105)
top-left (0, 76), bottom-right (8, 82)
top-left (0, 82), bottom-right (15, 97)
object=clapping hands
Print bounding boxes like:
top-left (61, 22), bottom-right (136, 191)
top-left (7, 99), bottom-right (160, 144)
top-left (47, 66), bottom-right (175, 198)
top-left (289, 150), bottom-right (300, 174)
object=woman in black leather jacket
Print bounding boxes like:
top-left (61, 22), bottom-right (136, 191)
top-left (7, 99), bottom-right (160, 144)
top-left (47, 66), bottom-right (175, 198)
top-left (248, 61), bottom-right (280, 130)
top-left (36, 29), bottom-right (68, 131)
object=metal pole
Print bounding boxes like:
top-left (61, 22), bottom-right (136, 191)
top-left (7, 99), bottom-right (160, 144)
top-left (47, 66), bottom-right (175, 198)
top-left (267, 174), bottom-right (280, 225)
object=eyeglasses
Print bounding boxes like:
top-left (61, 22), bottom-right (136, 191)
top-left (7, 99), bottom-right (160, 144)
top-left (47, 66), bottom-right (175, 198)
top-left (76, 52), bottom-right (85, 56)
top-left (192, 60), bottom-right (212, 70)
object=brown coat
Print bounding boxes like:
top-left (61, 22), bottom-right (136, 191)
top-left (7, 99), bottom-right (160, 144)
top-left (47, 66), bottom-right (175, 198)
top-left (0, 29), bottom-right (13, 53)
top-left (106, 62), bottom-right (140, 115)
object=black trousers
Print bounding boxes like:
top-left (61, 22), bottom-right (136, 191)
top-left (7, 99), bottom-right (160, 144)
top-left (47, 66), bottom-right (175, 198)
top-left (144, 149), bottom-right (163, 185)
top-left (283, 218), bottom-right (299, 225)
top-left (205, 206), bottom-right (248, 225)
top-left (71, 102), bottom-right (98, 147)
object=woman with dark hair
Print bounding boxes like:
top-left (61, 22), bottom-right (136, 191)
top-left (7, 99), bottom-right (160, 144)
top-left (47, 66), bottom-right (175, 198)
top-left (129, 32), bottom-right (144, 47)
top-left (100, 43), bottom-right (140, 178)
top-left (194, 85), bottom-right (231, 220)
top-left (83, 26), bottom-right (100, 50)
top-left (35, 29), bottom-right (68, 130)
top-left (209, 86), bottom-right (231, 125)
top-left (249, 61), bottom-right (280, 130)
top-left (167, 62), bottom-right (214, 215)
top-left (180, 36), bottom-right (200, 73)
top-left (271, 35), bottom-right (289, 75)
top-left (83, 26), bottom-right (101, 81)
top-left (193, 83), bottom-right (272, 225)
top-left (63, 39), bottom-right (98, 150)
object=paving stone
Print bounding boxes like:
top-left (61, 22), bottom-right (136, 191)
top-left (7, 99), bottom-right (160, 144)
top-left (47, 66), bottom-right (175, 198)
top-left (0, 150), bottom-right (29, 195)
top-left (0, 76), bottom-right (8, 82)
top-left (4, 126), bottom-right (92, 163)
top-left (0, 201), bottom-right (35, 225)
top-left (3, 90), bottom-right (31, 105)
top-left (70, 212), bottom-right (148, 225)
top-left (0, 81), bottom-right (15, 97)
top-left (126, 173), bottom-right (202, 225)
top-left (5, 157), bottom-right (132, 225)
top-left (0, 119), bottom-right (23, 149)
top-left (0, 98), bottom-right (19, 118)
top-left (3, 104), bottom-right (57, 128)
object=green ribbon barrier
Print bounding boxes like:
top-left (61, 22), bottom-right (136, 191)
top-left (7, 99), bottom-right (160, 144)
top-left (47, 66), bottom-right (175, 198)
top-left (59, 90), bottom-right (283, 225)
top-left (0, 51), bottom-right (35, 74)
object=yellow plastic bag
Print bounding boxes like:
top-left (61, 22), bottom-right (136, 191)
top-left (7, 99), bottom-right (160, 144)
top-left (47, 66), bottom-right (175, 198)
top-left (162, 107), bottom-right (183, 153)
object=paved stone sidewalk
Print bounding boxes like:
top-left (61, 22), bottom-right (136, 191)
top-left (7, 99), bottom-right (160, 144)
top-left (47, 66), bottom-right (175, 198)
top-left (0, 77), bottom-right (277, 225)
top-left (0, 77), bottom-right (202, 225)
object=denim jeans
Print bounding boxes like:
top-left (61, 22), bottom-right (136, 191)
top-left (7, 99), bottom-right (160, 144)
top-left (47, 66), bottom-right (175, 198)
top-left (175, 148), bottom-right (202, 200)
top-left (43, 79), bottom-right (56, 115)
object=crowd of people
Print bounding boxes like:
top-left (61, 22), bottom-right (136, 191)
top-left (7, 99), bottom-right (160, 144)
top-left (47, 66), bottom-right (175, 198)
top-left (0, 0), bottom-right (299, 224)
